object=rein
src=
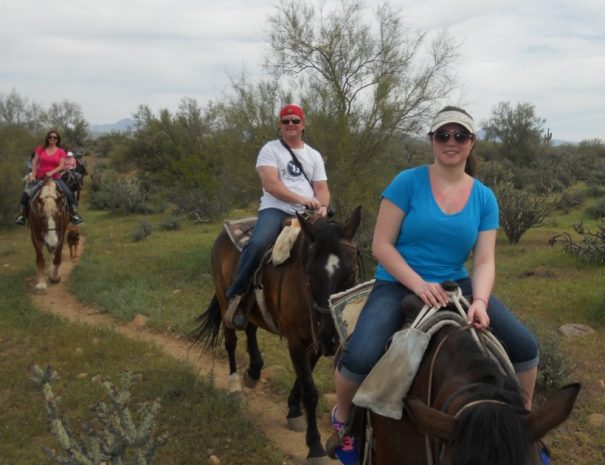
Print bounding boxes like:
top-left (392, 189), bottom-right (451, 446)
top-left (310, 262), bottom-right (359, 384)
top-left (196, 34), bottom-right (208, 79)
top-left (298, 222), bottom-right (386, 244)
top-left (422, 329), bottom-right (513, 465)
top-left (411, 286), bottom-right (515, 465)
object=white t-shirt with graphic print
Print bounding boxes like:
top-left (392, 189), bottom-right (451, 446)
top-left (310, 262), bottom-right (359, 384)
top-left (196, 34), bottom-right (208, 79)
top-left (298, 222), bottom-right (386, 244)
top-left (256, 139), bottom-right (328, 215)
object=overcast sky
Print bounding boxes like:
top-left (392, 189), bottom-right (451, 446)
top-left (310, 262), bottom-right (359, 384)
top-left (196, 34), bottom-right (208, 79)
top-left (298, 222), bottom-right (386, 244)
top-left (2, 0), bottom-right (603, 142)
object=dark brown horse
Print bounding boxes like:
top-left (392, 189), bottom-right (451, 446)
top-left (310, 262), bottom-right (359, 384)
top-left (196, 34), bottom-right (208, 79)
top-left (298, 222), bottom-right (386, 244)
top-left (61, 161), bottom-right (87, 205)
top-left (194, 207), bottom-right (361, 464)
top-left (28, 180), bottom-right (69, 293)
top-left (369, 309), bottom-right (580, 465)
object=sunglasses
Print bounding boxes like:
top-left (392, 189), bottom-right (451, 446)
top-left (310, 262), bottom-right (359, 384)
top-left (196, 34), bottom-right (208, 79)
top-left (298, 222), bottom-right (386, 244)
top-left (432, 130), bottom-right (473, 143)
top-left (48, 135), bottom-right (59, 140)
top-left (281, 118), bottom-right (302, 125)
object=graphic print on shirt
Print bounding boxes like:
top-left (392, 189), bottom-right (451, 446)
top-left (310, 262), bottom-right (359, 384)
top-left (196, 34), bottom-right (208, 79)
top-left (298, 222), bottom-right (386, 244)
top-left (283, 160), bottom-right (304, 182)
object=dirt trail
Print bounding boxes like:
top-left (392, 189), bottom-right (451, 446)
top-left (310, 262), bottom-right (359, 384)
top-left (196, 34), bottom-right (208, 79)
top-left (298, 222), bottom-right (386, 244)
top-left (31, 236), bottom-right (334, 465)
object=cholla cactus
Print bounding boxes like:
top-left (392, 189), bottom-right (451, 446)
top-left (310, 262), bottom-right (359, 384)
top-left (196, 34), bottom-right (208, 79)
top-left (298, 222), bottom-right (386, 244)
top-left (32, 365), bottom-right (167, 465)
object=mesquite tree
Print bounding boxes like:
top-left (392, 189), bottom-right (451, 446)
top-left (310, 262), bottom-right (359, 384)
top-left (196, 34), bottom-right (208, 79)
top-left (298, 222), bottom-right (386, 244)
top-left (265, 0), bottom-right (459, 209)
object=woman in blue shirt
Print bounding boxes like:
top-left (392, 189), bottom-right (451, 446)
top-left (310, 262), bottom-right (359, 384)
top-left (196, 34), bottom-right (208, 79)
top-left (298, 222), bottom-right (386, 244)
top-left (330, 106), bottom-right (539, 465)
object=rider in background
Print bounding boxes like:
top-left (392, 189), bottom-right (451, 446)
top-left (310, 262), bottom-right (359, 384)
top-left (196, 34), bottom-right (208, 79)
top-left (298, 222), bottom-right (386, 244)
top-left (330, 106), bottom-right (539, 465)
top-left (64, 147), bottom-right (77, 170)
top-left (223, 104), bottom-right (331, 329)
top-left (16, 130), bottom-right (83, 225)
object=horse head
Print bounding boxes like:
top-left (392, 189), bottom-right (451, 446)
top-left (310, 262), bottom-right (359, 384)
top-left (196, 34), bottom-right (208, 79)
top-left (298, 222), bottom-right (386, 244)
top-left (404, 382), bottom-right (580, 465)
top-left (298, 206), bottom-right (361, 356)
top-left (31, 180), bottom-right (68, 254)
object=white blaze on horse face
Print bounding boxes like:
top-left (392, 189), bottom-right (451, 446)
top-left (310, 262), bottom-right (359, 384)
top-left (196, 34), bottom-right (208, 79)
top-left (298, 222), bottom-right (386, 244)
top-left (324, 254), bottom-right (340, 278)
top-left (41, 184), bottom-right (59, 248)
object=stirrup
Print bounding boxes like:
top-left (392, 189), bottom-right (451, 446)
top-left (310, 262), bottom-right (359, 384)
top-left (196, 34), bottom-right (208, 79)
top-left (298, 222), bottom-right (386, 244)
top-left (223, 295), bottom-right (247, 330)
top-left (70, 214), bottom-right (83, 225)
top-left (16, 215), bottom-right (27, 225)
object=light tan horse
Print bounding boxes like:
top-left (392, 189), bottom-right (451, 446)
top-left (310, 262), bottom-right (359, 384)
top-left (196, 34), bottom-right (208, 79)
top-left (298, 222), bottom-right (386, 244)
top-left (28, 180), bottom-right (69, 293)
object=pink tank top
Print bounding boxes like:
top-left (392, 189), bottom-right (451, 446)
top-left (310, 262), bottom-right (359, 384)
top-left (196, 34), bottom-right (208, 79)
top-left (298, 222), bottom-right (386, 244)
top-left (35, 146), bottom-right (66, 179)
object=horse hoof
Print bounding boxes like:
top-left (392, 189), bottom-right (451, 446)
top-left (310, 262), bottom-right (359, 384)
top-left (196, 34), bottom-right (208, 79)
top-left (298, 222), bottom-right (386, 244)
top-left (228, 373), bottom-right (242, 393)
top-left (243, 371), bottom-right (259, 389)
top-left (34, 284), bottom-right (47, 294)
top-left (48, 276), bottom-right (61, 284)
top-left (287, 415), bottom-right (306, 432)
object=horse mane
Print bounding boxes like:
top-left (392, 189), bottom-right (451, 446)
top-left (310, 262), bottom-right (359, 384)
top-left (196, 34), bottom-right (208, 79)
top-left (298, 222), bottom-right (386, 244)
top-left (443, 330), bottom-right (530, 465)
top-left (309, 217), bottom-right (344, 254)
top-left (451, 403), bottom-right (531, 465)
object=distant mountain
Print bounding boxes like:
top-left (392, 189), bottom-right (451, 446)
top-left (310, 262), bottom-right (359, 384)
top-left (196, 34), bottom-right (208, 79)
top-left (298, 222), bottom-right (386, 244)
top-left (89, 118), bottom-right (136, 135)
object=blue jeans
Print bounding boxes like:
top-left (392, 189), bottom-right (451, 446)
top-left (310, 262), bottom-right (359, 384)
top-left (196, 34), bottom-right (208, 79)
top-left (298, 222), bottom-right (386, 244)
top-left (338, 278), bottom-right (539, 383)
top-left (226, 208), bottom-right (291, 299)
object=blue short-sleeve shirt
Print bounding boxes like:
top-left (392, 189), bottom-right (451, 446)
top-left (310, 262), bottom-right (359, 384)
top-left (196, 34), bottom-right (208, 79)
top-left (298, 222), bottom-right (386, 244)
top-left (375, 165), bottom-right (499, 283)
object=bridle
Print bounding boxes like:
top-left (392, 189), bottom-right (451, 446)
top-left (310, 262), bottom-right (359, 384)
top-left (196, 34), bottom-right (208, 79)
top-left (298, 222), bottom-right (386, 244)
top-left (422, 328), bottom-right (511, 465)
top-left (303, 236), bottom-right (358, 353)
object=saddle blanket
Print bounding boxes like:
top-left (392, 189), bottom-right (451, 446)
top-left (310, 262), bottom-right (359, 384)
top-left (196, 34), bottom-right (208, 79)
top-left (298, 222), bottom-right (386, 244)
top-left (224, 217), bottom-right (257, 252)
top-left (329, 280), bottom-right (374, 344)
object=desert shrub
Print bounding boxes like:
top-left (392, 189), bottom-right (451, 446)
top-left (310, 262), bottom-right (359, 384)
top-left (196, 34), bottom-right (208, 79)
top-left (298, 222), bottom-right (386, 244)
top-left (88, 169), bottom-right (148, 214)
top-left (585, 199), bottom-right (605, 219)
top-left (132, 220), bottom-right (153, 241)
top-left (584, 185), bottom-right (605, 199)
top-left (558, 189), bottom-right (587, 213)
top-left (549, 220), bottom-right (605, 264)
top-left (535, 330), bottom-right (573, 394)
top-left (175, 188), bottom-right (223, 221)
top-left (476, 158), bottom-right (514, 189)
top-left (496, 182), bottom-right (558, 244)
top-left (159, 216), bottom-right (181, 231)
top-left (31, 365), bottom-right (167, 465)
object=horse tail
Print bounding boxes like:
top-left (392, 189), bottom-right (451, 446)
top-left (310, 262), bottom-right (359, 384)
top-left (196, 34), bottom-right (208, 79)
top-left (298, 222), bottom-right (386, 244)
top-left (191, 294), bottom-right (223, 349)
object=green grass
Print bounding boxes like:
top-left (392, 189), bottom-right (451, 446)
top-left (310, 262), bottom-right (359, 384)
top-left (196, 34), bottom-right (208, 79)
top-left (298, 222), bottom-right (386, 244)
top-left (0, 225), bottom-right (285, 465)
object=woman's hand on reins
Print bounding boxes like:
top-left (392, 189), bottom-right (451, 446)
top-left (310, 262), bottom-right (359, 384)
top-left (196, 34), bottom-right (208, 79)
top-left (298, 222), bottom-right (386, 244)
top-left (467, 300), bottom-right (490, 330)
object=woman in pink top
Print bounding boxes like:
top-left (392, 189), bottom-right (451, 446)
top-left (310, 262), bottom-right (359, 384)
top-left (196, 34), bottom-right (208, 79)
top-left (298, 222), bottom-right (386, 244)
top-left (16, 130), bottom-right (83, 225)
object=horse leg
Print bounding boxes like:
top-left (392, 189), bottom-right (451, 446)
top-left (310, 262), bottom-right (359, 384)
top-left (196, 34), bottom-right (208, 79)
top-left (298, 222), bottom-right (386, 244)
top-left (48, 245), bottom-right (63, 284)
top-left (224, 327), bottom-right (242, 393)
top-left (287, 350), bottom-right (322, 432)
top-left (33, 244), bottom-right (47, 293)
top-left (288, 346), bottom-right (328, 463)
top-left (287, 379), bottom-right (306, 432)
top-left (243, 324), bottom-right (264, 389)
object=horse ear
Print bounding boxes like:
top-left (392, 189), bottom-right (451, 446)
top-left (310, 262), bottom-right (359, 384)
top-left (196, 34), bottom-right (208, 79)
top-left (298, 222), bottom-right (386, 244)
top-left (343, 206), bottom-right (361, 241)
top-left (404, 397), bottom-right (456, 441)
top-left (525, 383), bottom-right (581, 440)
top-left (297, 211), bottom-right (317, 241)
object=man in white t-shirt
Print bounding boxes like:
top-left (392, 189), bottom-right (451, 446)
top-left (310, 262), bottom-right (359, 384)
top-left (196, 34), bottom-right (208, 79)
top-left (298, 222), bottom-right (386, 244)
top-left (224, 104), bottom-right (331, 329)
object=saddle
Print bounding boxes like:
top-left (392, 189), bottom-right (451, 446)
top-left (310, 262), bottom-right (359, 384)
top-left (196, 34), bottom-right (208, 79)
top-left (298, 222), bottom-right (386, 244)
top-left (223, 216), bottom-right (301, 266)
top-left (223, 216), bottom-right (302, 333)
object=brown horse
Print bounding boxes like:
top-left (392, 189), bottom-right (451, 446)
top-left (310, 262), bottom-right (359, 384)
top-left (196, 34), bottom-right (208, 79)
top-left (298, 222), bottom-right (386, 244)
top-left (367, 299), bottom-right (580, 465)
top-left (28, 180), bottom-right (69, 293)
top-left (194, 207), bottom-right (361, 464)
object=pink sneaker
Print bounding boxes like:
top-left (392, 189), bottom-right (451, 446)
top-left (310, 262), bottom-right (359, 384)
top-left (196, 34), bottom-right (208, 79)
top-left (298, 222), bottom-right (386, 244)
top-left (331, 406), bottom-right (359, 465)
